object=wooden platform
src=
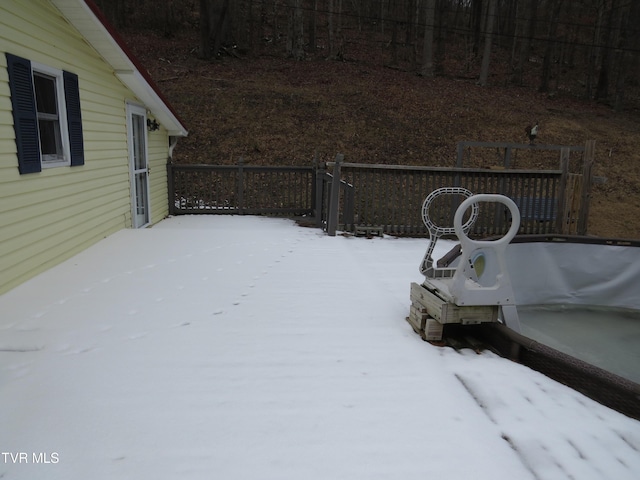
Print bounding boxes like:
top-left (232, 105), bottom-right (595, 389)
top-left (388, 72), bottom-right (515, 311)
top-left (408, 282), bottom-right (499, 341)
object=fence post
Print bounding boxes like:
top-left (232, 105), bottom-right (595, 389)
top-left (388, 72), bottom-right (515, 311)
top-left (577, 140), bottom-right (595, 235)
top-left (343, 184), bottom-right (355, 231)
top-left (237, 157), bottom-right (245, 215)
top-left (166, 161), bottom-right (175, 216)
top-left (556, 148), bottom-right (570, 234)
top-left (315, 162), bottom-right (326, 228)
top-left (327, 153), bottom-right (343, 236)
top-left (456, 142), bottom-right (464, 167)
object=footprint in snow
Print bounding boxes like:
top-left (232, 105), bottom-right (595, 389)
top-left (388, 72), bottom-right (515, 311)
top-left (64, 346), bottom-right (95, 355)
top-left (0, 345), bottom-right (43, 352)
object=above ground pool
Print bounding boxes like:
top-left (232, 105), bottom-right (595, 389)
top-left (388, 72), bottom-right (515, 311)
top-left (505, 236), bottom-right (640, 385)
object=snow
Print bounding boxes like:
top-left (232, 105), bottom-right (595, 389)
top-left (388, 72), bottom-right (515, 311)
top-left (1, 215), bottom-right (639, 480)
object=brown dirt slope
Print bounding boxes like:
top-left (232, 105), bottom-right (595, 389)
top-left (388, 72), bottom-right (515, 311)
top-left (124, 31), bottom-right (640, 240)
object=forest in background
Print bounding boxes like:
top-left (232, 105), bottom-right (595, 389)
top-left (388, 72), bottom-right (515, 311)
top-left (94, 0), bottom-right (640, 111)
top-left (88, 0), bottom-right (640, 238)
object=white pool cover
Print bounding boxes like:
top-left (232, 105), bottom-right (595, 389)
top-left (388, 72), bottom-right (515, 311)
top-left (506, 238), bottom-right (640, 310)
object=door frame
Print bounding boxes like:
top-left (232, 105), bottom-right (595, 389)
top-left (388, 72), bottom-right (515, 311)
top-left (126, 103), bottom-right (151, 228)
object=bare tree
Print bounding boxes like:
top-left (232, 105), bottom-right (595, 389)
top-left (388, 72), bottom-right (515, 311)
top-left (539, 0), bottom-right (564, 93)
top-left (471, 0), bottom-right (483, 56)
top-left (420, 0), bottom-right (437, 76)
top-left (612, 1), bottom-right (638, 110)
top-left (328, 0), bottom-right (344, 60)
top-left (478, 0), bottom-right (497, 86)
top-left (199, 0), bottom-right (231, 60)
top-left (287, 0), bottom-right (305, 60)
top-left (595, 0), bottom-right (625, 102)
top-left (515, 0), bottom-right (538, 86)
top-left (308, 0), bottom-right (319, 52)
top-left (390, 0), bottom-right (401, 66)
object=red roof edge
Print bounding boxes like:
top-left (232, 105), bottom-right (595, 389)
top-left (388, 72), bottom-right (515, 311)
top-left (83, 0), bottom-right (187, 133)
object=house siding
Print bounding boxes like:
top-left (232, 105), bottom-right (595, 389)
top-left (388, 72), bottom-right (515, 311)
top-left (0, 0), bottom-right (172, 294)
top-left (148, 130), bottom-right (170, 224)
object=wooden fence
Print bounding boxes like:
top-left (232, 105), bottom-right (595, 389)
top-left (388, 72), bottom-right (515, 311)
top-left (326, 162), bottom-right (562, 236)
top-left (168, 159), bottom-right (315, 216)
top-left (168, 142), bottom-right (595, 238)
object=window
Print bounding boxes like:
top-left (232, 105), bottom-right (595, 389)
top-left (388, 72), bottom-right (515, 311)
top-left (6, 53), bottom-right (84, 174)
top-left (33, 66), bottom-right (69, 166)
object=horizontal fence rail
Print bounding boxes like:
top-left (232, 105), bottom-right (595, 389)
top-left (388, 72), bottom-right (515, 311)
top-left (168, 162), bottom-right (315, 216)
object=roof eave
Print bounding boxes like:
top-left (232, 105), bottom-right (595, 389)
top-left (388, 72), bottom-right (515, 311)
top-left (51, 0), bottom-right (188, 137)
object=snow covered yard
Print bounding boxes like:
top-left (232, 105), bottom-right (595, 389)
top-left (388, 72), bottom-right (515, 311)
top-left (1, 215), bottom-right (639, 480)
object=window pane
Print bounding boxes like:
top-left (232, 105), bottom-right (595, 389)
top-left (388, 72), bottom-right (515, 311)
top-left (33, 73), bottom-right (58, 115)
top-left (132, 114), bottom-right (146, 170)
top-left (38, 119), bottom-right (62, 159)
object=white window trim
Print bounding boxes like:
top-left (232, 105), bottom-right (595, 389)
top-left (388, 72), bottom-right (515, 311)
top-left (31, 62), bottom-right (71, 169)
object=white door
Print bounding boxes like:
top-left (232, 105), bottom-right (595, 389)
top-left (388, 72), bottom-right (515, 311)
top-left (127, 104), bottom-right (150, 228)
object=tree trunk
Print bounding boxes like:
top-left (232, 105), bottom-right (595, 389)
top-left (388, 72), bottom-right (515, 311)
top-left (420, 0), bottom-right (436, 76)
top-left (390, 0), bottom-right (400, 66)
top-left (406, 0), bottom-right (415, 46)
top-left (596, 0), bottom-right (621, 102)
top-left (539, 0), bottom-right (564, 93)
top-left (287, 0), bottom-right (305, 60)
top-left (512, 0), bottom-right (536, 85)
top-left (471, 0), bottom-right (483, 56)
top-left (199, 0), bottom-right (213, 59)
top-left (435, 0), bottom-right (448, 74)
top-left (328, 0), bottom-right (335, 57)
top-left (211, 0), bottom-right (231, 58)
top-left (308, 0), bottom-right (318, 52)
top-left (613, 1), bottom-right (636, 111)
top-left (478, 0), bottom-right (496, 86)
top-left (198, 0), bottom-right (231, 60)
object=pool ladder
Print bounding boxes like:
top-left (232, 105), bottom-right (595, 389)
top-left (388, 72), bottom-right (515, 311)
top-left (408, 188), bottom-right (521, 341)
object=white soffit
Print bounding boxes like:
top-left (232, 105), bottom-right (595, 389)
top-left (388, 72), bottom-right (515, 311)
top-left (51, 0), bottom-right (188, 136)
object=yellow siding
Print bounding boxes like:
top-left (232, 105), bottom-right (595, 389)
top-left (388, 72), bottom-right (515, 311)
top-left (148, 127), bottom-right (170, 223)
top-left (0, 0), bottom-right (173, 294)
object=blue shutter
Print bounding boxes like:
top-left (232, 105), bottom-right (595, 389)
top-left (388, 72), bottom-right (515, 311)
top-left (63, 71), bottom-right (84, 167)
top-left (5, 53), bottom-right (41, 174)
